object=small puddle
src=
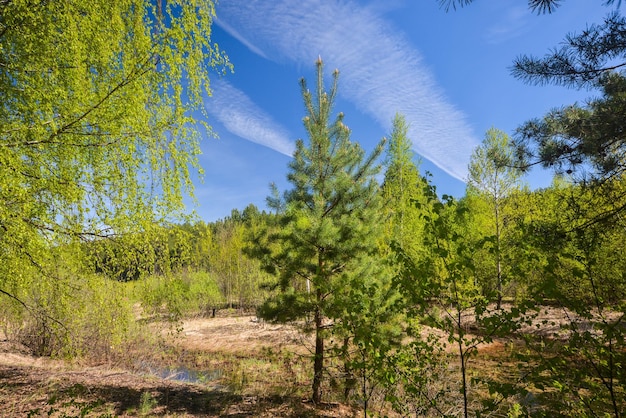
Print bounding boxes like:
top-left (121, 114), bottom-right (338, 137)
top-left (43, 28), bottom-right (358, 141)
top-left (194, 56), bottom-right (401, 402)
top-left (138, 362), bottom-right (223, 384)
top-left (152, 366), bottom-right (223, 383)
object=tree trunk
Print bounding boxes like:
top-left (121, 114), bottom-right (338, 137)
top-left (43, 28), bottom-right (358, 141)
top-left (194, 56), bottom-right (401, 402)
top-left (342, 336), bottom-right (355, 401)
top-left (457, 310), bottom-right (469, 418)
top-left (495, 200), bottom-right (503, 309)
top-left (312, 297), bottom-right (324, 404)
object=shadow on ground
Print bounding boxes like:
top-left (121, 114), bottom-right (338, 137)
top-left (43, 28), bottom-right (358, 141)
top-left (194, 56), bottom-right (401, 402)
top-left (0, 364), bottom-right (354, 417)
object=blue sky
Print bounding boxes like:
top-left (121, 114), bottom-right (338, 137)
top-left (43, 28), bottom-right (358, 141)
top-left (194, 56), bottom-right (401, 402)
top-left (190, 0), bottom-right (616, 221)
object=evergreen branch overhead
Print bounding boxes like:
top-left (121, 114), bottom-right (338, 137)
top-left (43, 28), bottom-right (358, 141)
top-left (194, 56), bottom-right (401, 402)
top-left (512, 11), bottom-right (626, 88)
top-left (439, 0), bottom-right (621, 14)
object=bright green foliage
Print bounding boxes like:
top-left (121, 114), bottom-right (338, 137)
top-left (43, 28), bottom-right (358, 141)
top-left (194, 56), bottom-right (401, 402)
top-left (210, 208), bottom-right (272, 309)
top-left (0, 242), bottom-right (140, 359)
top-left (419, 190), bottom-right (482, 418)
top-left (138, 270), bottom-right (224, 320)
top-left (468, 128), bottom-right (521, 202)
top-left (1, 0), bottom-right (229, 235)
top-left (497, 13), bottom-right (626, 413)
top-left (86, 226), bottom-right (191, 282)
top-left (210, 219), bottom-right (247, 307)
top-left (490, 186), bottom-right (547, 299)
top-left (255, 59), bottom-right (387, 404)
top-left (330, 249), bottom-right (403, 411)
top-left (392, 182), bottom-right (526, 417)
top-left (381, 114), bottom-right (429, 259)
top-left (1, 0), bottom-right (229, 353)
top-left (467, 128), bottom-right (522, 307)
top-left (176, 221), bottom-right (214, 272)
top-left (515, 181), bottom-right (626, 417)
top-left (516, 179), bottom-right (626, 304)
top-left (381, 326), bottom-right (448, 417)
top-left (86, 211), bottom-right (272, 317)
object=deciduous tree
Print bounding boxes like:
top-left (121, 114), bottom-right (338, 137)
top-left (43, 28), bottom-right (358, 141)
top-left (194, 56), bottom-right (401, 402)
top-left (467, 128), bottom-right (522, 308)
top-left (0, 0), bottom-right (229, 349)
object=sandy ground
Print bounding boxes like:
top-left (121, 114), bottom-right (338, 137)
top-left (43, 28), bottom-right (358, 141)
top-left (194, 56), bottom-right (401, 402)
top-left (175, 315), bottom-right (307, 353)
top-left (0, 316), bottom-right (353, 417)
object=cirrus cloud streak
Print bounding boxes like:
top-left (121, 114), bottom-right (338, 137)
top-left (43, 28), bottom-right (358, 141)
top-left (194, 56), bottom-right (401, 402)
top-left (215, 0), bottom-right (478, 181)
top-left (205, 79), bottom-right (295, 157)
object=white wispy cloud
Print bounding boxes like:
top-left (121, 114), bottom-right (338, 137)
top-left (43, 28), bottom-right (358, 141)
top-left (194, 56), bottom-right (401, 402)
top-left (214, 17), bottom-right (269, 59)
top-left (215, 0), bottom-right (478, 181)
top-left (484, 6), bottom-right (530, 44)
top-left (205, 79), bottom-right (295, 157)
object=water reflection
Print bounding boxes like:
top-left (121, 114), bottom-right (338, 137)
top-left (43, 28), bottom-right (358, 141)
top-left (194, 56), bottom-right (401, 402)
top-left (139, 362), bottom-right (223, 384)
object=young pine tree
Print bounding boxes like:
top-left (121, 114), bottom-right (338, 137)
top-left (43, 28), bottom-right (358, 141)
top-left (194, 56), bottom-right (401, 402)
top-left (256, 58), bottom-right (387, 404)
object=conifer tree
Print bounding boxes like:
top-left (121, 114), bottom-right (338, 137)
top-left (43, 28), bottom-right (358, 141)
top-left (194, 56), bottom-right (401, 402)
top-left (509, 12), bottom-right (626, 228)
top-left (439, 0), bottom-right (620, 14)
top-left (256, 58), bottom-right (387, 404)
top-left (438, 0), bottom-right (626, 183)
top-left (381, 114), bottom-right (429, 259)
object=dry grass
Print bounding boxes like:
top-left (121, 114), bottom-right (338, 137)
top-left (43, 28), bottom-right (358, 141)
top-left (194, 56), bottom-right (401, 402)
top-left (3, 305), bottom-right (612, 416)
top-left (171, 315), bottom-right (309, 355)
top-left (0, 313), bottom-right (359, 417)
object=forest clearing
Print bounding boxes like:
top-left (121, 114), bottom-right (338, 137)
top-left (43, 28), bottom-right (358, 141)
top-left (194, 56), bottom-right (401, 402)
top-left (1, 306), bottom-right (612, 417)
top-left (0, 313), bottom-right (354, 417)
top-left (3, 0), bottom-right (626, 417)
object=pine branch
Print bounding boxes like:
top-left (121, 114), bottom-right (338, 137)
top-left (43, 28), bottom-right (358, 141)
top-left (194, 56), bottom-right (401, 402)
top-left (512, 12), bottom-right (626, 88)
top-left (439, 0), bottom-right (565, 14)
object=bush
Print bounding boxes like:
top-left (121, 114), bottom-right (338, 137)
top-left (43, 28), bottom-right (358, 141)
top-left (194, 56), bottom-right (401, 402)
top-left (4, 272), bottom-right (140, 361)
top-left (137, 271), bottom-right (224, 319)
